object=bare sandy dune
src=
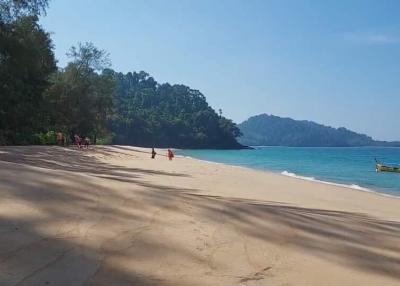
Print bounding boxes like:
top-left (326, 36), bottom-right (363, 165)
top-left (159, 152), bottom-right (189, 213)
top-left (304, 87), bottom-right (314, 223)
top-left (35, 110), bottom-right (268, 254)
top-left (0, 146), bottom-right (400, 286)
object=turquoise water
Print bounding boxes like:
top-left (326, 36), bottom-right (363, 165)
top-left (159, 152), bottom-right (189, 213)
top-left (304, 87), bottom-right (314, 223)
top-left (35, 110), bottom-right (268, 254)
top-left (178, 147), bottom-right (400, 197)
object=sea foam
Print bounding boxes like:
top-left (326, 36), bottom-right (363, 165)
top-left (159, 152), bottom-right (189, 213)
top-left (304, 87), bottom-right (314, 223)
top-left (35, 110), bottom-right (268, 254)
top-left (281, 170), bottom-right (369, 191)
top-left (280, 170), bottom-right (400, 198)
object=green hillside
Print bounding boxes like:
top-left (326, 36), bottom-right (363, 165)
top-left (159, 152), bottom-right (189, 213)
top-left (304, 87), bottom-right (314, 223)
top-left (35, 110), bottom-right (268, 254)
top-left (238, 114), bottom-right (400, 147)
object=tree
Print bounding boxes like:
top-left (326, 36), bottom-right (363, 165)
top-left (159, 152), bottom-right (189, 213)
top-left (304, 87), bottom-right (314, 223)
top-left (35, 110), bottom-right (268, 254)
top-left (110, 71), bottom-right (243, 149)
top-left (67, 42), bottom-right (111, 73)
top-left (0, 15), bottom-right (56, 144)
top-left (0, 0), bottom-right (49, 23)
top-left (45, 42), bottom-right (114, 143)
top-left (0, 1), bottom-right (244, 148)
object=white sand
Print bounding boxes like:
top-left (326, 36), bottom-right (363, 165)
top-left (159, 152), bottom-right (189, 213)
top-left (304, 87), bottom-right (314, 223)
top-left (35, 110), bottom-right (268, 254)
top-left (0, 145), bottom-right (399, 286)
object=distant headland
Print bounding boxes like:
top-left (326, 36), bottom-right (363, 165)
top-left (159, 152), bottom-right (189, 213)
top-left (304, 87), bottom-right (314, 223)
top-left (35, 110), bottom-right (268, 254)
top-left (238, 114), bottom-right (400, 147)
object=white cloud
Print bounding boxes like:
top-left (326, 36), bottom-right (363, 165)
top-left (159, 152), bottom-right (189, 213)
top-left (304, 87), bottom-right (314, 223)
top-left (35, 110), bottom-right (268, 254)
top-left (342, 32), bottom-right (400, 45)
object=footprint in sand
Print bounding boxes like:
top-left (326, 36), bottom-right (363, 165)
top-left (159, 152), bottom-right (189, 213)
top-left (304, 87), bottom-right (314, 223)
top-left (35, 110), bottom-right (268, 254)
top-left (238, 266), bottom-right (272, 283)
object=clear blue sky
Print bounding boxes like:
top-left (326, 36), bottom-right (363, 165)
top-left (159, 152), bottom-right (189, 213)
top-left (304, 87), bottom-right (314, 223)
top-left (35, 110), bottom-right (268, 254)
top-left (40, 0), bottom-right (400, 141)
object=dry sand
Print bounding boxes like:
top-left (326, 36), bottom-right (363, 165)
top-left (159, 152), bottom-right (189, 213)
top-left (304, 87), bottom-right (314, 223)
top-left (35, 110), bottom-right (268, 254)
top-left (0, 145), bottom-right (399, 286)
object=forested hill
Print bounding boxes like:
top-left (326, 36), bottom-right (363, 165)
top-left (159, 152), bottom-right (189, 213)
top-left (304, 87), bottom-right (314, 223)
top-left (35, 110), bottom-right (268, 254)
top-left (0, 1), bottom-right (243, 149)
top-left (238, 114), bottom-right (400, 147)
top-left (109, 71), bottom-right (244, 149)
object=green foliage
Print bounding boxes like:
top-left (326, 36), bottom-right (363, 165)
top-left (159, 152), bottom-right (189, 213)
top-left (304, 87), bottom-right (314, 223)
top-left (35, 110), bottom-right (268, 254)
top-left (67, 42), bottom-right (111, 72)
top-left (96, 133), bottom-right (114, 145)
top-left (0, 0), bottom-right (49, 23)
top-left (238, 114), bottom-right (400, 147)
top-left (110, 71), bottom-right (243, 149)
top-left (0, 14), bottom-right (56, 144)
top-left (45, 43), bottom-right (115, 143)
top-left (0, 0), bottom-right (243, 148)
top-left (34, 130), bottom-right (56, 145)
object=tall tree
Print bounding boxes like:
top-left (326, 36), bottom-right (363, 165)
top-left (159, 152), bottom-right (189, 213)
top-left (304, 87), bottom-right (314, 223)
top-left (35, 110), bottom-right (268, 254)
top-left (0, 14), bottom-right (56, 144)
top-left (45, 43), bottom-right (115, 143)
top-left (0, 0), bottom-right (49, 23)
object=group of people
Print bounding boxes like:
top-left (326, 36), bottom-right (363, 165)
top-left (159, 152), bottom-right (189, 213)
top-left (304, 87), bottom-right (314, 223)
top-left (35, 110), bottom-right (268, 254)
top-left (151, 148), bottom-right (174, 160)
top-left (55, 132), bottom-right (90, 149)
top-left (73, 134), bottom-right (90, 149)
top-left (57, 132), bottom-right (173, 158)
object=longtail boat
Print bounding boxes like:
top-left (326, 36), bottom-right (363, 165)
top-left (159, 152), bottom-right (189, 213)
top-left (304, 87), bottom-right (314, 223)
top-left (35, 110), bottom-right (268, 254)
top-left (375, 159), bottom-right (400, 173)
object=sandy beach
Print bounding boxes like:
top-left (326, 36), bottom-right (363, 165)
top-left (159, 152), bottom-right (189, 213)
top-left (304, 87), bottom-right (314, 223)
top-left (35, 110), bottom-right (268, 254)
top-left (0, 145), bottom-right (399, 286)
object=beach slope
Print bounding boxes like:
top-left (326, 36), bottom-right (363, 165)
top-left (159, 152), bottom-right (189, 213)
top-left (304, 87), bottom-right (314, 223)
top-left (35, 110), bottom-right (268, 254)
top-left (0, 146), bottom-right (399, 286)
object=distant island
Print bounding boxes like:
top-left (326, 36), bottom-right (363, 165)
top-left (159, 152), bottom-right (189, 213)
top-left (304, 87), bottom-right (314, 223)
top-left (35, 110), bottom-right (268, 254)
top-left (238, 114), bottom-right (400, 147)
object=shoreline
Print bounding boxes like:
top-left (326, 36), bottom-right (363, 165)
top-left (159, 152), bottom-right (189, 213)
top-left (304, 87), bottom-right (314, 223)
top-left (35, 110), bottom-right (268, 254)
top-left (172, 149), bottom-right (400, 222)
top-left (280, 170), bottom-right (400, 199)
top-left (177, 150), bottom-right (400, 200)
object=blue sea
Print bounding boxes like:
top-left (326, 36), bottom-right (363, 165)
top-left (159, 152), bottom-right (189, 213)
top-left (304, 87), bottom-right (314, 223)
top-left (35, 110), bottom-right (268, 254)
top-left (178, 147), bottom-right (400, 197)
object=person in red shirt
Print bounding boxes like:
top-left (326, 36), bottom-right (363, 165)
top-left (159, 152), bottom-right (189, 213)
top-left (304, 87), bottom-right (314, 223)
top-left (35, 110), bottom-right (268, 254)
top-left (167, 149), bottom-right (174, 161)
top-left (74, 134), bottom-right (81, 148)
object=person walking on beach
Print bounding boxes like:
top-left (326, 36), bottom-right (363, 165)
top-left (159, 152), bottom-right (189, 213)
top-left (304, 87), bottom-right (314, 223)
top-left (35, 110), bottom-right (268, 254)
top-left (151, 148), bottom-right (157, 159)
top-left (167, 149), bottom-right (174, 161)
top-left (83, 137), bottom-right (90, 149)
top-left (74, 134), bottom-right (82, 148)
top-left (56, 132), bottom-right (63, 146)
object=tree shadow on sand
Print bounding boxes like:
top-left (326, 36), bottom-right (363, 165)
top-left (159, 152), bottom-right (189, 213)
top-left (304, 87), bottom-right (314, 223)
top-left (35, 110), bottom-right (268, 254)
top-left (0, 146), bottom-right (188, 178)
top-left (0, 147), bottom-right (200, 286)
top-left (182, 193), bottom-right (400, 280)
top-left (0, 146), bottom-right (400, 285)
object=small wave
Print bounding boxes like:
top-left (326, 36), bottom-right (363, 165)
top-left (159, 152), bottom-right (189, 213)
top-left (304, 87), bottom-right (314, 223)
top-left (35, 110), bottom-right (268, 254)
top-left (280, 170), bottom-right (376, 193)
top-left (280, 170), bottom-right (400, 198)
top-left (175, 155), bottom-right (192, 159)
top-left (281, 171), bottom-right (315, 181)
top-left (348, 184), bottom-right (370, 192)
top-left (176, 154), bottom-right (400, 199)
top-left (177, 155), bottom-right (226, 166)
